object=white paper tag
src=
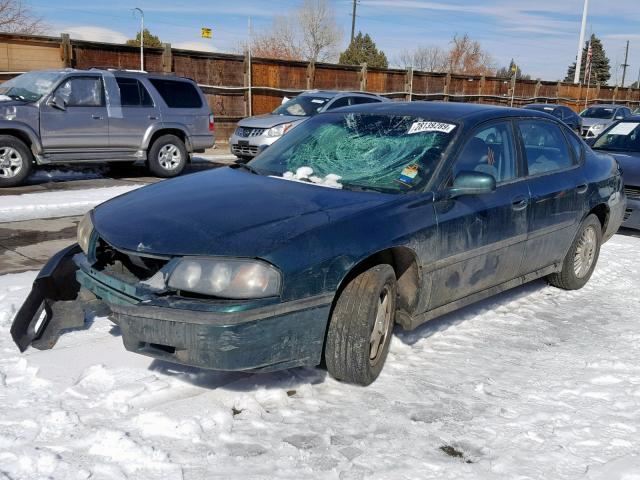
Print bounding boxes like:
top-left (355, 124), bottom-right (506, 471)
top-left (607, 122), bottom-right (639, 136)
top-left (311, 99), bottom-right (326, 104)
top-left (407, 121), bottom-right (456, 135)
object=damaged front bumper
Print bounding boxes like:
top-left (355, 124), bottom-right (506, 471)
top-left (11, 245), bottom-right (333, 372)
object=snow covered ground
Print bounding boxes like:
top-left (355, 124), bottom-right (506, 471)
top-left (0, 186), bottom-right (141, 222)
top-left (1, 234), bottom-right (639, 479)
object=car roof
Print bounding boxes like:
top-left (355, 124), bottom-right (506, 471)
top-left (524, 103), bottom-right (561, 109)
top-left (327, 100), bottom-right (550, 123)
top-left (32, 68), bottom-right (193, 82)
top-left (300, 90), bottom-right (384, 99)
top-left (586, 104), bottom-right (625, 108)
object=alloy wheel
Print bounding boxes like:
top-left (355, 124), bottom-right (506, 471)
top-left (0, 146), bottom-right (23, 178)
top-left (157, 144), bottom-right (182, 170)
top-left (573, 225), bottom-right (597, 278)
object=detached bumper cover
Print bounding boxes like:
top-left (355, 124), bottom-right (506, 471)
top-left (12, 245), bottom-right (333, 373)
top-left (10, 244), bottom-right (85, 352)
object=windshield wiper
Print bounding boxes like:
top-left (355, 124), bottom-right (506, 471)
top-left (233, 163), bottom-right (261, 175)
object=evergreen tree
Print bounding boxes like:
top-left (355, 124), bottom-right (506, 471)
top-left (339, 32), bottom-right (388, 68)
top-left (564, 34), bottom-right (610, 85)
top-left (126, 29), bottom-right (162, 48)
top-left (496, 59), bottom-right (530, 80)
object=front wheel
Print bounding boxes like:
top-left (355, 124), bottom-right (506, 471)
top-left (324, 264), bottom-right (397, 386)
top-left (147, 135), bottom-right (187, 178)
top-left (547, 214), bottom-right (602, 290)
top-left (0, 135), bottom-right (33, 187)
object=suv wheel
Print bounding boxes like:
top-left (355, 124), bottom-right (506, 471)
top-left (0, 135), bottom-right (33, 187)
top-left (148, 135), bottom-right (187, 177)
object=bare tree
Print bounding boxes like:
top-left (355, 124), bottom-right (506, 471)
top-left (395, 46), bottom-right (447, 72)
top-left (251, 15), bottom-right (303, 60)
top-left (446, 34), bottom-right (495, 76)
top-left (0, 0), bottom-right (44, 34)
top-left (247, 0), bottom-right (341, 62)
top-left (298, 0), bottom-right (342, 63)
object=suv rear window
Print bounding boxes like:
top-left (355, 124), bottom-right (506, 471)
top-left (116, 77), bottom-right (153, 106)
top-left (149, 79), bottom-right (202, 108)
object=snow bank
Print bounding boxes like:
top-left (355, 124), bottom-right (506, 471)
top-left (0, 186), bottom-right (141, 222)
top-left (1, 235), bottom-right (639, 479)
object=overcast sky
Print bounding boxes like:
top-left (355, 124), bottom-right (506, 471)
top-left (30, 0), bottom-right (640, 84)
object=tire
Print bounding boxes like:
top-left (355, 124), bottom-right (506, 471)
top-left (0, 135), bottom-right (33, 187)
top-left (547, 214), bottom-right (602, 290)
top-left (324, 264), bottom-right (397, 386)
top-left (147, 134), bottom-right (187, 178)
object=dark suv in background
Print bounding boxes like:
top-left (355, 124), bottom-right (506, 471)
top-left (0, 69), bottom-right (214, 187)
top-left (523, 104), bottom-right (582, 133)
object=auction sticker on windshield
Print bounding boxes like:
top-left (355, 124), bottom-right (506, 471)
top-left (608, 122), bottom-right (639, 136)
top-left (407, 121), bottom-right (456, 135)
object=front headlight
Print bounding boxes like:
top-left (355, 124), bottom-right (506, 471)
top-left (168, 258), bottom-right (282, 299)
top-left (592, 124), bottom-right (605, 132)
top-left (77, 211), bottom-right (94, 255)
top-left (266, 122), bottom-right (293, 138)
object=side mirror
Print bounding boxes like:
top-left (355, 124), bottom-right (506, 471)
top-left (48, 94), bottom-right (67, 111)
top-left (615, 115), bottom-right (625, 120)
top-left (447, 171), bottom-right (496, 198)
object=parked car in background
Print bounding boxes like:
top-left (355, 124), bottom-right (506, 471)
top-left (580, 104), bottom-right (632, 138)
top-left (12, 102), bottom-right (625, 386)
top-left (229, 90), bottom-right (388, 160)
top-left (0, 69), bottom-right (214, 187)
top-left (523, 104), bottom-right (582, 133)
top-left (590, 116), bottom-right (640, 229)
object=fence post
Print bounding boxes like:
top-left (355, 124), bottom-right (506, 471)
top-left (243, 50), bottom-right (251, 116)
top-left (60, 33), bottom-right (72, 68)
top-left (161, 43), bottom-right (172, 73)
top-left (444, 73), bottom-right (451, 101)
top-left (556, 81), bottom-right (561, 103)
top-left (595, 82), bottom-right (600, 102)
top-left (405, 67), bottom-right (413, 101)
top-left (359, 63), bottom-right (367, 91)
top-left (613, 85), bottom-right (618, 102)
top-left (534, 80), bottom-right (541, 99)
top-left (306, 61), bottom-right (315, 90)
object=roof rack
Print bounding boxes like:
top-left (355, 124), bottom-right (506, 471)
top-left (88, 67), bottom-right (148, 73)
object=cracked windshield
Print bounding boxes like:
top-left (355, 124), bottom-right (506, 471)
top-left (249, 113), bottom-right (456, 193)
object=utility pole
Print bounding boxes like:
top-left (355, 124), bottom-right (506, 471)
top-left (573, 0), bottom-right (589, 84)
top-left (350, 0), bottom-right (357, 44)
top-left (621, 40), bottom-right (630, 88)
top-left (248, 17), bottom-right (252, 117)
top-left (133, 7), bottom-right (144, 71)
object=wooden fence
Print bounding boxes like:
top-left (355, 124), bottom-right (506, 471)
top-left (2, 32), bottom-right (640, 141)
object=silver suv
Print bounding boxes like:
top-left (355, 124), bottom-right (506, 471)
top-left (229, 90), bottom-right (388, 160)
top-left (0, 69), bottom-right (214, 187)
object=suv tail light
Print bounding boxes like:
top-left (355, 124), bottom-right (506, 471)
top-left (208, 113), bottom-right (215, 132)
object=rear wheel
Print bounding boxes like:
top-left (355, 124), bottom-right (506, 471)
top-left (547, 214), bottom-right (601, 290)
top-left (147, 134), bottom-right (187, 177)
top-left (324, 264), bottom-right (397, 386)
top-left (0, 135), bottom-right (33, 187)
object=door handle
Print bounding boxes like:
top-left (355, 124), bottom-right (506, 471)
top-left (91, 114), bottom-right (103, 120)
top-left (511, 197), bottom-right (528, 211)
top-left (148, 115), bottom-right (158, 120)
top-left (576, 184), bottom-right (588, 194)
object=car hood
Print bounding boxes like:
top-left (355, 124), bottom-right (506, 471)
top-left (92, 168), bottom-right (394, 257)
top-left (581, 117), bottom-right (612, 128)
top-left (608, 151), bottom-right (640, 187)
top-left (237, 114), bottom-right (307, 129)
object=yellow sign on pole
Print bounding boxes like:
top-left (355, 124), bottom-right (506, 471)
top-left (201, 27), bottom-right (212, 39)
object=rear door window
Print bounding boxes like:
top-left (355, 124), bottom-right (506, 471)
top-left (518, 120), bottom-right (574, 175)
top-left (116, 77), bottom-right (153, 106)
top-left (149, 79), bottom-right (202, 108)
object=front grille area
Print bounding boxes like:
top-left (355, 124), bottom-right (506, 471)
top-left (624, 209), bottom-right (632, 221)
top-left (93, 237), bottom-right (168, 283)
top-left (236, 127), bottom-right (266, 138)
top-left (624, 186), bottom-right (640, 200)
top-left (231, 144), bottom-right (259, 156)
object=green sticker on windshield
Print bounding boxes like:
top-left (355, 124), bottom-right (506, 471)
top-left (397, 164), bottom-right (419, 185)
